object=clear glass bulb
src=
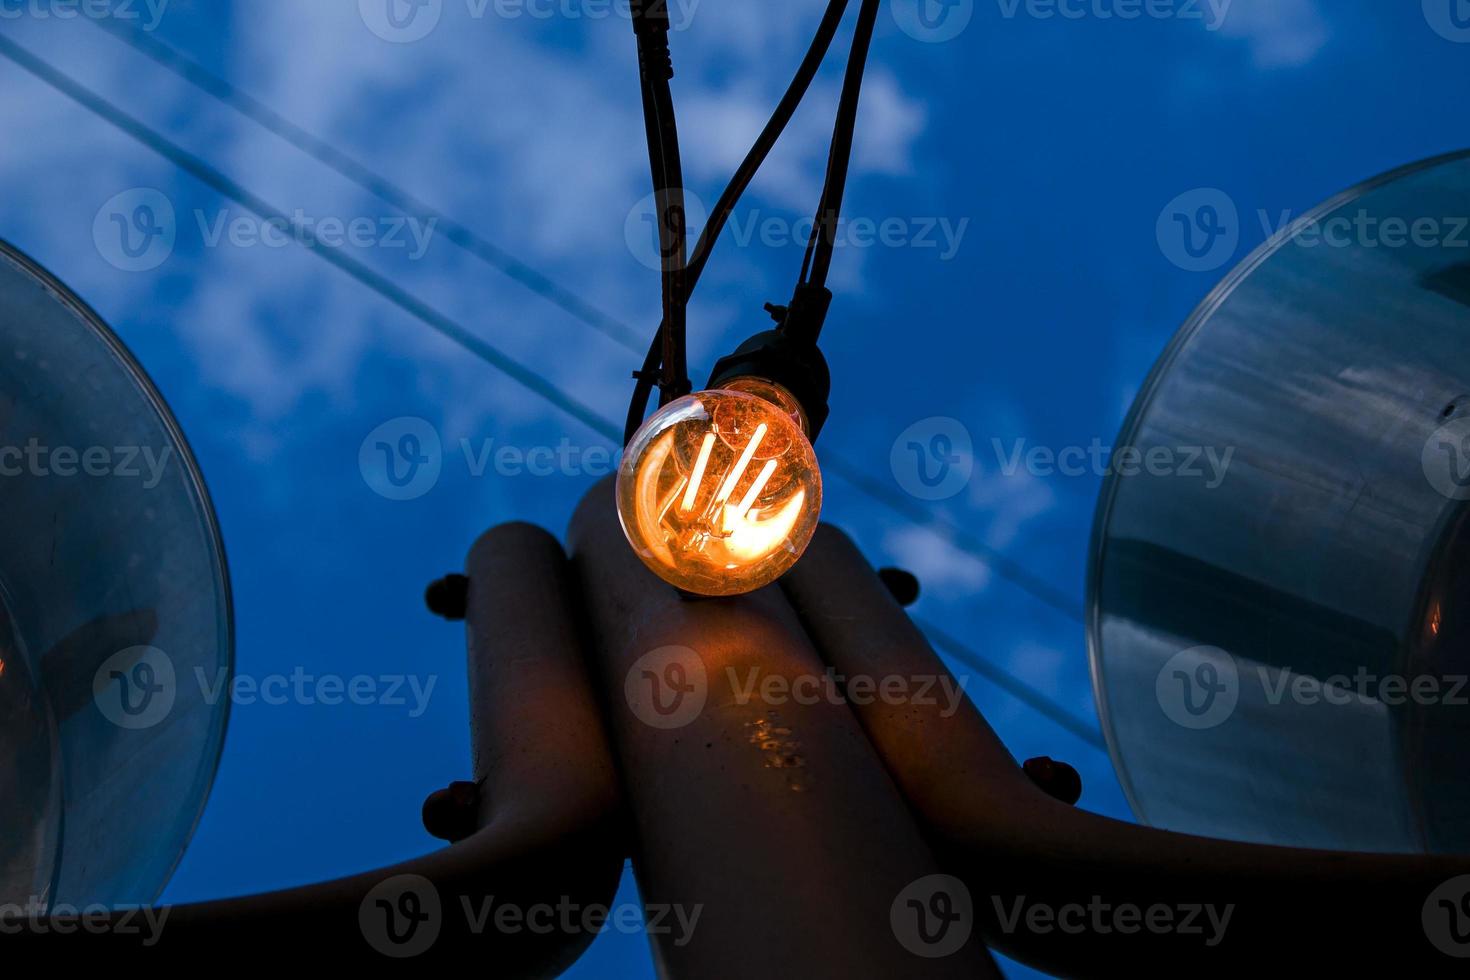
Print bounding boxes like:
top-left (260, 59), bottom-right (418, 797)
top-left (617, 378), bottom-right (823, 596)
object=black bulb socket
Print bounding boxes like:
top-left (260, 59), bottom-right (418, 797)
top-left (707, 284), bottom-right (833, 441)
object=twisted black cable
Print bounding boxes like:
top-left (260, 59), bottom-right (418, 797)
top-left (631, 0), bottom-right (691, 405)
top-left (802, 0), bottom-right (883, 290)
top-left (624, 0), bottom-right (853, 444)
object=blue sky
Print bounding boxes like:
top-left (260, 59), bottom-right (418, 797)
top-left (0, 0), bottom-right (1466, 975)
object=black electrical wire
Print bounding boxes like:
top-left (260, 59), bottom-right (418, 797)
top-left (81, 0), bottom-right (846, 443)
top-left (801, 0), bottom-right (882, 290)
top-left (0, 32), bottom-right (1101, 744)
top-left (630, 1), bottom-right (691, 405)
top-left (624, 0), bottom-right (852, 445)
top-left (73, 6), bottom-right (1086, 625)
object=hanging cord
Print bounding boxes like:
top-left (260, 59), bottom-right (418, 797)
top-left (631, 0), bottom-right (691, 405)
top-left (801, 0), bottom-right (883, 290)
top-left (624, 0), bottom-right (853, 445)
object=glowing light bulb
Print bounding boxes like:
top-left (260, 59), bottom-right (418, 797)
top-left (617, 378), bottom-right (823, 596)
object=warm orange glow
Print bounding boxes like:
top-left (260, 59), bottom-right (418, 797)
top-left (617, 380), bottom-right (823, 596)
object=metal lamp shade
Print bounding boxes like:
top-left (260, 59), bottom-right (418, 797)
top-left (1089, 151), bottom-right (1470, 853)
top-left (0, 240), bottom-right (232, 906)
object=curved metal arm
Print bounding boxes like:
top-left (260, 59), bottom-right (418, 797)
top-left (5, 524), bottom-right (625, 969)
top-left (783, 525), bottom-right (1470, 977)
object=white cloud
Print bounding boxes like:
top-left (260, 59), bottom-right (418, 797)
top-left (852, 70), bottom-right (927, 177)
top-left (967, 463), bottom-right (1057, 554)
top-left (188, 1), bottom-right (928, 427)
top-left (883, 522), bottom-right (993, 595)
top-left (1217, 0), bottom-right (1329, 69)
top-left (0, 2), bottom-right (931, 488)
top-left (878, 461), bottom-right (1058, 599)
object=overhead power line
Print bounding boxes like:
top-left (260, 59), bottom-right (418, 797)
top-left (916, 616), bottom-right (1104, 749)
top-left (0, 32), bottom-right (620, 443)
top-left (0, 31), bottom-right (1097, 746)
top-left (82, 18), bottom-right (1087, 626)
top-left (87, 15), bottom-right (645, 354)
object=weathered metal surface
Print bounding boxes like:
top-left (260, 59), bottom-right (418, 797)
top-left (568, 477), bottom-right (998, 978)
